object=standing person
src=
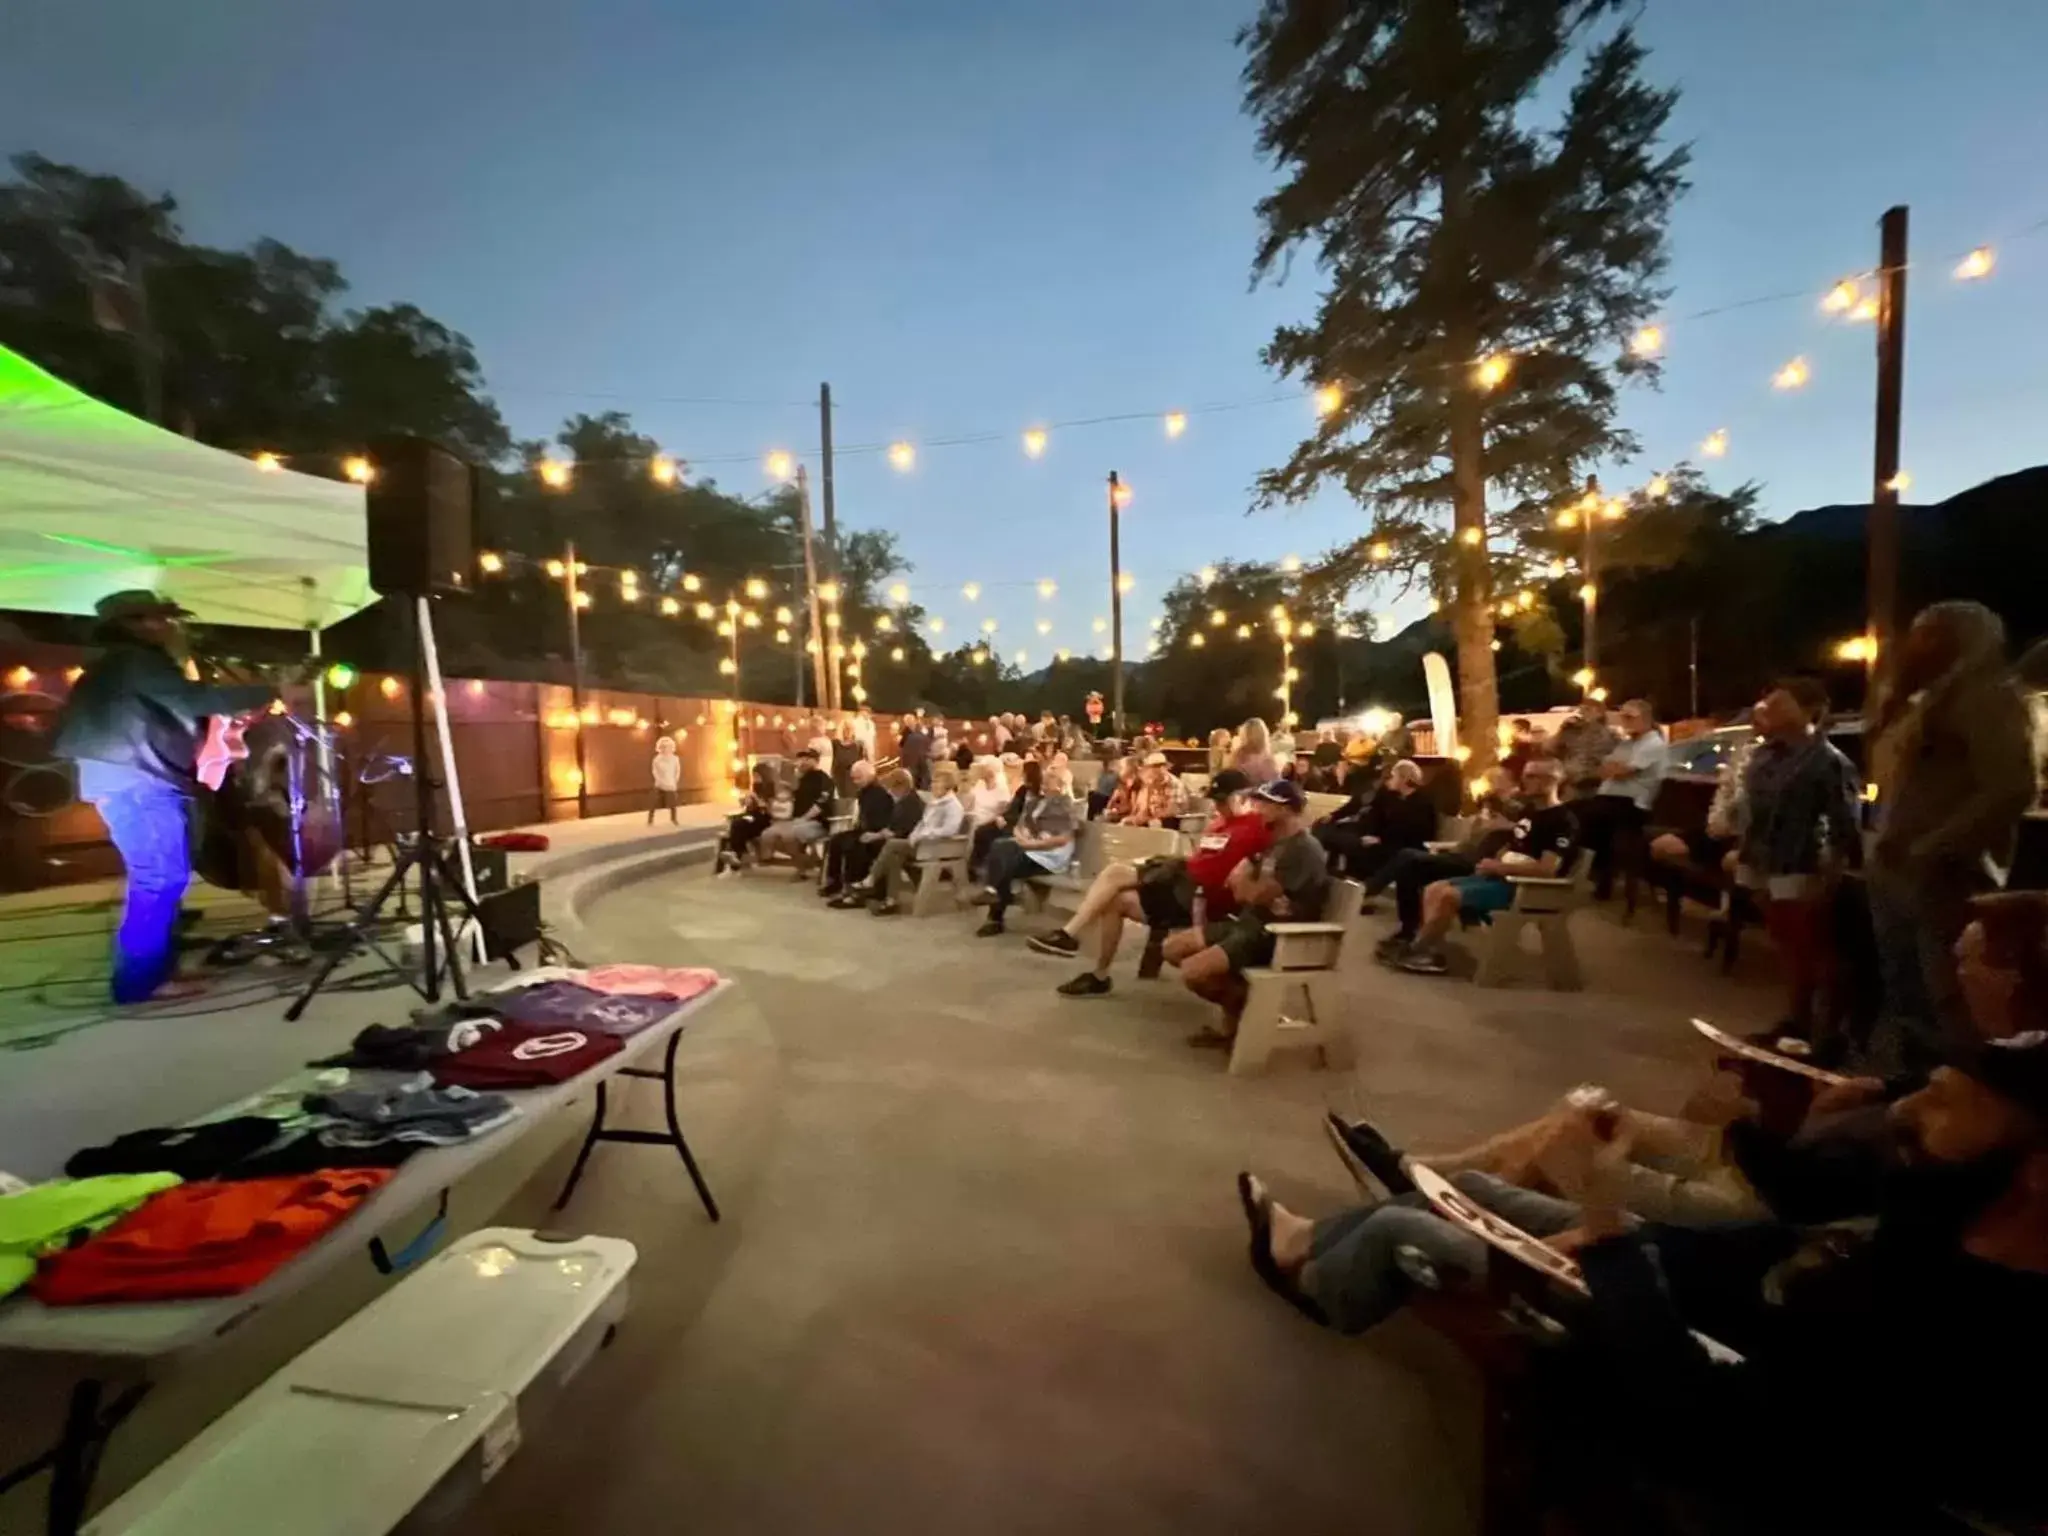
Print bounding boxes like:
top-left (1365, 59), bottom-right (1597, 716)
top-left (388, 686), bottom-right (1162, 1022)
top-left (1734, 678), bottom-right (1863, 1052)
top-left (647, 734), bottom-right (683, 824)
top-left (897, 713), bottom-right (932, 790)
top-left (1574, 697), bottom-right (1665, 901)
top-left (989, 714), bottom-right (1011, 753)
top-left (1269, 719), bottom-right (1298, 772)
top-left (805, 716), bottom-right (834, 771)
top-left (1208, 727), bottom-right (1234, 777)
top-left (1553, 697), bottom-right (1618, 801)
top-left (1163, 779), bottom-right (1331, 1043)
top-left (1232, 717), bottom-right (1280, 786)
top-left (54, 590), bottom-right (275, 1003)
top-left (715, 763), bottom-right (778, 874)
top-left (971, 763), bottom-right (1077, 937)
top-left (851, 704), bottom-right (877, 760)
top-left (830, 717), bottom-right (864, 795)
top-left (1868, 601), bottom-right (2038, 1072)
top-left (930, 714), bottom-right (951, 765)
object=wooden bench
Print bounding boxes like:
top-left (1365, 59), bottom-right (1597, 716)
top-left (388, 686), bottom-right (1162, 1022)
top-left (1229, 877), bottom-right (1364, 1075)
top-left (885, 833), bottom-right (974, 916)
top-left (1474, 861), bottom-right (1592, 991)
top-left (1017, 817), bottom-right (1178, 915)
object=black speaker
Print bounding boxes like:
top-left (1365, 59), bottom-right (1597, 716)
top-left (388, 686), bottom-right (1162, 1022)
top-left (364, 436), bottom-right (475, 597)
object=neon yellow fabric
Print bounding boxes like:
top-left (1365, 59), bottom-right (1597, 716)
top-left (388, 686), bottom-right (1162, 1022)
top-left (0, 1173), bottom-right (182, 1298)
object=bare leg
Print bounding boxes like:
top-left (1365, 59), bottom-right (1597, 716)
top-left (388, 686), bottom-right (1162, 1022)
top-left (1085, 890), bottom-right (1147, 978)
top-left (1060, 862), bottom-right (1138, 936)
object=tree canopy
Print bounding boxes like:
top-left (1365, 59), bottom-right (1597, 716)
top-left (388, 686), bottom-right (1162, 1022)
top-left (1241, 1), bottom-right (1687, 765)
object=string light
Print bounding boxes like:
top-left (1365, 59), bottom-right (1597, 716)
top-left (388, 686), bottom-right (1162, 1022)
top-left (1602, 497), bottom-right (1626, 522)
top-left (775, 627), bottom-right (791, 643)
top-left (253, 451), bottom-right (283, 472)
top-left (774, 605), bottom-right (793, 624)
top-left (1092, 617), bottom-right (1107, 634)
top-left (887, 441), bottom-right (916, 472)
top-left (1629, 325), bottom-right (1663, 358)
top-left (818, 582), bottom-right (840, 603)
top-left (1036, 619), bottom-right (1052, 635)
top-left (875, 613), bottom-right (894, 632)
top-left (1473, 353), bottom-right (1512, 390)
top-left (1198, 565), bottom-right (1217, 586)
top-left (1459, 526), bottom-right (1484, 547)
top-left (1848, 295), bottom-right (1879, 324)
top-left (961, 582), bottom-right (980, 602)
top-left (1280, 554), bottom-right (1302, 573)
top-left (891, 646), bottom-right (905, 661)
top-left (545, 558), bottom-right (566, 578)
top-left (1111, 480), bottom-right (1133, 511)
top-left (744, 577), bottom-right (768, 600)
top-left (825, 610), bottom-right (842, 629)
top-left (1887, 471), bottom-right (1913, 493)
top-left (972, 649), bottom-right (987, 666)
top-left (1572, 667), bottom-right (1596, 689)
top-left (695, 602), bottom-right (714, 619)
top-left (981, 618), bottom-right (998, 634)
top-left (1368, 541), bottom-right (1392, 562)
top-left (1956, 246), bottom-right (1995, 280)
top-left (1821, 279), bottom-right (1860, 315)
top-left (1236, 624), bottom-right (1251, 638)
top-left (1056, 648), bottom-right (1071, 662)
top-left (1116, 572), bottom-right (1136, 594)
top-left (719, 657), bottom-right (736, 675)
top-left (1037, 578), bottom-right (1057, 599)
top-left (1702, 429), bottom-right (1729, 458)
top-left (765, 450), bottom-right (796, 482)
top-left (1163, 411), bottom-right (1188, 438)
top-left (716, 620), bottom-right (733, 637)
top-left (1772, 357), bottom-right (1810, 390)
top-left (1023, 427), bottom-right (1048, 458)
top-left (1209, 609), bottom-right (1228, 626)
top-left (1646, 474), bottom-right (1670, 499)
top-left (1834, 635), bottom-right (1877, 663)
top-left (1579, 582), bottom-right (1598, 606)
top-left (1548, 559), bottom-right (1568, 578)
top-left (538, 458), bottom-right (572, 489)
top-left (742, 611), bottom-right (761, 628)
top-left (928, 617), bottom-right (945, 634)
top-left (1190, 633), bottom-right (1207, 649)
top-left (478, 551), bottom-right (504, 573)
top-left (379, 676), bottom-right (402, 700)
top-left (344, 455), bottom-right (376, 485)
top-left (1313, 383), bottom-right (1343, 417)
top-left (1013, 649), bottom-right (1028, 665)
top-left (650, 455), bottom-right (678, 486)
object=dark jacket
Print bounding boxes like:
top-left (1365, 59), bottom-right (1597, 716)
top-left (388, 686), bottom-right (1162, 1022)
top-left (885, 791), bottom-right (924, 839)
top-left (790, 768), bottom-right (835, 824)
top-left (853, 780), bottom-right (894, 833)
top-left (1739, 732), bottom-right (1862, 877)
top-left (1361, 787), bottom-right (1438, 851)
top-left (898, 728), bottom-right (930, 769)
top-left (1871, 602), bottom-right (2037, 882)
top-left (54, 638), bottom-right (271, 791)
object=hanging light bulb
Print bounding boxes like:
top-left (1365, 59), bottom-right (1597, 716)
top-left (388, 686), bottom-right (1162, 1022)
top-left (817, 582), bottom-right (839, 603)
top-left (1955, 246), bottom-right (1995, 280)
top-left (1092, 617), bottom-right (1107, 634)
top-left (1056, 647), bottom-right (1072, 662)
top-left (1472, 353), bottom-right (1512, 390)
top-left (1313, 383), bottom-right (1343, 417)
top-left (1209, 608), bottom-right (1227, 626)
top-left (649, 455), bottom-right (679, 486)
top-left (1022, 427), bottom-right (1048, 458)
top-left (774, 605), bottom-right (793, 624)
top-left (1773, 357), bottom-right (1810, 391)
top-left (1190, 633), bottom-right (1207, 649)
top-left (775, 628), bottom-right (791, 644)
top-left (887, 441), bottom-right (916, 472)
top-left (962, 582), bottom-right (980, 602)
top-left (478, 551), bottom-right (505, 574)
top-left (1110, 480), bottom-right (1133, 511)
top-left (682, 573), bottom-right (702, 593)
top-left (1629, 325), bottom-right (1663, 358)
top-left (1163, 410), bottom-right (1188, 439)
top-left (765, 450), bottom-right (796, 482)
top-left (887, 581), bottom-right (910, 604)
top-left (1848, 295), bottom-right (1880, 323)
top-left (538, 458), bottom-right (572, 489)
top-left (891, 646), bottom-right (906, 661)
top-left (1579, 582), bottom-right (1598, 606)
top-left (1368, 540), bottom-right (1393, 562)
top-left (1548, 559), bottom-right (1568, 578)
top-left (1887, 471), bottom-right (1913, 494)
top-left (928, 617), bottom-right (945, 634)
top-left (1460, 526), bottom-right (1483, 546)
top-left (574, 590), bottom-right (592, 610)
top-left (253, 451), bottom-right (283, 472)
top-left (875, 613), bottom-right (894, 632)
top-left (1236, 624), bottom-right (1252, 638)
top-left (1280, 553), bottom-right (1302, 573)
top-left (1647, 474), bottom-right (1670, 499)
top-left (344, 455), bottom-right (377, 485)
top-left (1037, 578), bottom-right (1057, 599)
top-left (1013, 648), bottom-right (1028, 665)
top-left (980, 617), bottom-right (998, 635)
top-left (1821, 279), bottom-right (1860, 315)
top-left (1702, 428), bottom-right (1729, 458)
top-left (1117, 573), bottom-right (1135, 594)
top-left (744, 577), bottom-right (769, 600)
top-left (1036, 619), bottom-right (1051, 635)
top-left (1198, 564), bottom-right (1218, 586)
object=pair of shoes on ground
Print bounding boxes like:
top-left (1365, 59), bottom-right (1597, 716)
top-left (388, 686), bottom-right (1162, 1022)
top-left (1371, 931), bottom-right (1447, 974)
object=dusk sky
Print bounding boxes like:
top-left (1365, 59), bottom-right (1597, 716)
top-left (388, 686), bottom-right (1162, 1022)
top-left (5, 0), bottom-right (2046, 655)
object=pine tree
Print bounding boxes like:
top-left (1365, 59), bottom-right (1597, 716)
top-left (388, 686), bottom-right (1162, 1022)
top-left (1241, 0), bottom-right (1687, 765)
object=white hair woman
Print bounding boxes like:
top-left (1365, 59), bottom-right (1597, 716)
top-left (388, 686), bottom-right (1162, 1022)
top-left (1232, 717), bottom-right (1280, 786)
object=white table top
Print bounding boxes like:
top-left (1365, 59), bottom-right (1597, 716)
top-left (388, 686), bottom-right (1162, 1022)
top-left (0, 978), bottom-right (730, 1363)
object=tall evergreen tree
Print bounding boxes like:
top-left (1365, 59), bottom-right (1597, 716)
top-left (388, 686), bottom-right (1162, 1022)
top-left (1241, 0), bottom-right (1687, 764)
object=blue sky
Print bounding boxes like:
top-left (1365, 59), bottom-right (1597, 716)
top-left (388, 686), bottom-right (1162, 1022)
top-left (5, 0), bottom-right (2047, 656)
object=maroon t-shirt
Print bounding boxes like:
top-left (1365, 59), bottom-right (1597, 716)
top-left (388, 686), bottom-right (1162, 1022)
top-left (430, 1021), bottom-right (622, 1090)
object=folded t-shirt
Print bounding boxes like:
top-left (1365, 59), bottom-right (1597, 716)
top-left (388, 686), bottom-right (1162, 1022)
top-left (314, 1016), bottom-right (511, 1071)
top-left (431, 1022), bottom-right (623, 1090)
top-left (0, 1173), bottom-right (183, 1299)
top-left (481, 981), bottom-right (677, 1037)
top-left (65, 1119), bottom-right (283, 1182)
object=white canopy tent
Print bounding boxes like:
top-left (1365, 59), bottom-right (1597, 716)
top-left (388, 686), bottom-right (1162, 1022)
top-left (0, 343), bottom-right (374, 631)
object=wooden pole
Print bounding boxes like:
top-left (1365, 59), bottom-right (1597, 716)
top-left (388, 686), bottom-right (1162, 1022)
top-left (1868, 205), bottom-right (1910, 698)
top-left (564, 538), bottom-right (588, 817)
top-left (1108, 472), bottom-right (1125, 736)
top-left (794, 467), bottom-right (832, 711)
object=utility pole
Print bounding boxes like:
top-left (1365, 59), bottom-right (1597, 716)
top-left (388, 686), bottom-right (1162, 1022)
top-left (1868, 205), bottom-right (1909, 700)
top-left (563, 538), bottom-right (588, 817)
top-left (794, 467), bottom-right (832, 710)
top-left (1107, 472), bottom-right (1126, 736)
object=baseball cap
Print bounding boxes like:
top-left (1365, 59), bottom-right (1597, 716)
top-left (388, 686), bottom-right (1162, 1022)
top-left (1252, 778), bottom-right (1306, 811)
top-left (95, 589), bottom-right (190, 622)
top-left (1206, 768), bottom-right (1252, 801)
top-left (1962, 1030), bottom-right (2048, 1121)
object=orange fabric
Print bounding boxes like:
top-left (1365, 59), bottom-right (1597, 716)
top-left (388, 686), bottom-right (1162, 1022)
top-left (32, 1170), bottom-right (391, 1305)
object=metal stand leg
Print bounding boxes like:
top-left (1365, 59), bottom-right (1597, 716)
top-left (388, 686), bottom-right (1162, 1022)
top-left (549, 1035), bottom-right (720, 1222)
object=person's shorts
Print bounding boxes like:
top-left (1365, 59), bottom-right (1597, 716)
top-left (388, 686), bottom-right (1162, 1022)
top-left (1448, 874), bottom-right (1516, 925)
top-left (1136, 863), bottom-right (1196, 928)
top-left (1202, 913), bottom-right (1275, 973)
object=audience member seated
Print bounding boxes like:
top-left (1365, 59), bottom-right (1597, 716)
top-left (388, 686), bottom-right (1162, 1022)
top-left (970, 764), bottom-right (1077, 935)
top-left (1391, 759), bottom-right (1577, 975)
top-left (1236, 1034), bottom-right (2048, 1532)
top-left (1499, 716), bottom-right (1539, 781)
top-left (1573, 696), bottom-right (1665, 901)
top-left (1105, 750), bottom-right (1185, 827)
top-left (1365, 771), bottom-right (1521, 938)
top-left (1308, 726), bottom-right (1344, 786)
top-left (962, 755), bottom-right (1010, 828)
top-left (1088, 755), bottom-right (1125, 820)
top-left (832, 767), bottom-right (942, 912)
top-left (819, 759), bottom-right (889, 897)
top-left (746, 748), bottom-right (837, 869)
top-left (972, 757), bottom-right (1041, 878)
top-left (713, 763), bottom-right (778, 874)
top-left (1314, 758), bottom-right (1435, 880)
top-left (1162, 779), bottom-right (1329, 1046)
top-left (1647, 724), bottom-right (1749, 886)
top-left (1031, 769), bottom-right (1267, 994)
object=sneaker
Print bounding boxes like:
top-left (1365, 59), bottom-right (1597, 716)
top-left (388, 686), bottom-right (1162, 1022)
top-left (1324, 1112), bottom-right (1416, 1199)
top-left (1056, 972), bottom-right (1112, 998)
top-left (1027, 929), bottom-right (1080, 958)
top-left (975, 919), bottom-right (1006, 938)
top-left (1396, 946), bottom-right (1449, 975)
top-left (1373, 933), bottom-right (1411, 962)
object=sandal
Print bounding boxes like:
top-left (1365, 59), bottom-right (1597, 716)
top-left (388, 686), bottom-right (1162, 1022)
top-left (1235, 1173), bottom-right (1327, 1325)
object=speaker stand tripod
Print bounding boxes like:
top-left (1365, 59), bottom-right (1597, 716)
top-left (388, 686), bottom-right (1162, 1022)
top-left (284, 596), bottom-right (485, 1020)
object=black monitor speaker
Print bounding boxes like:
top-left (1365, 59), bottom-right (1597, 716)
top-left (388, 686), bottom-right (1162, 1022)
top-left (364, 436), bottom-right (475, 597)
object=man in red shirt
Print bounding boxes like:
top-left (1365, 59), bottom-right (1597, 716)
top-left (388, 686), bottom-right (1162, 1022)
top-left (1033, 769), bottom-right (1271, 998)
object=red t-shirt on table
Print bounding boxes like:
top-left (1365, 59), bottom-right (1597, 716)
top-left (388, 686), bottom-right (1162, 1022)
top-left (1186, 810), bottom-right (1272, 917)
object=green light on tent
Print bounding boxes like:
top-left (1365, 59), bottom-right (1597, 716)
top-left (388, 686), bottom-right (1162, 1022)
top-left (325, 663), bottom-right (357, 690)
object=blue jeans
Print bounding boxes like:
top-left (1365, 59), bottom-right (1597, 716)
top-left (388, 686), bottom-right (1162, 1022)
top-left (1300, 1171), bottom-right (1579, 1335)
top-left (93, 781), bottom-right (195, 1003)
top-left (1865, 864), bottom-right (1973, 1074)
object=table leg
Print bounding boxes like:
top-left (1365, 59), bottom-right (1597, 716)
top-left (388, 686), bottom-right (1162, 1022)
top-left (39, 1379), bottom-right (148, 1536)
top-left (548, 1035), bottom-right (720, 1222)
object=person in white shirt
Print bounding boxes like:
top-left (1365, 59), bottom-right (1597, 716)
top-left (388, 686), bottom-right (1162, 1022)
top-left (1578, 696), bottom-right (1667, 901)
top-left (648, 734), bottom-right (683, 824)
top-left (852, 706), bottom-right (877, 758)
top-left (931, 714), bottom-right (951, 763)
top-left (858, 763), bottom-right (969, 915)
top-left (963, 757), bottom-right (1011, 825)
top-left (806, 716), bottom-right (834, 770)
top-left (989, 714), bottom-right (1010, 752)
